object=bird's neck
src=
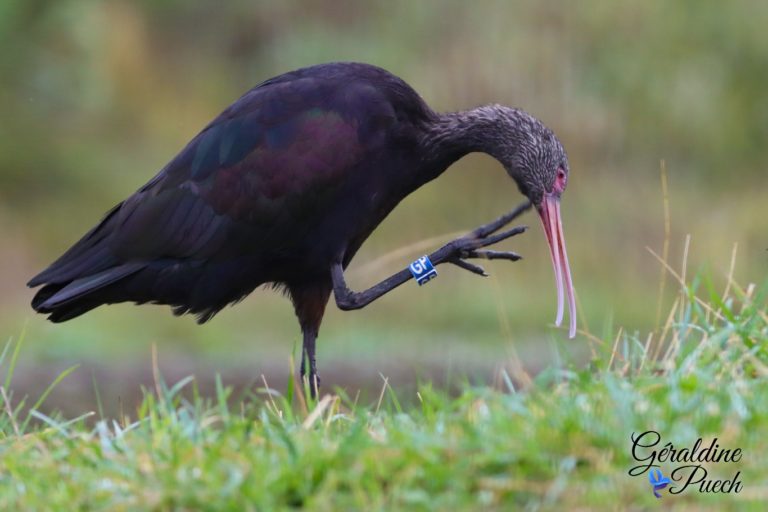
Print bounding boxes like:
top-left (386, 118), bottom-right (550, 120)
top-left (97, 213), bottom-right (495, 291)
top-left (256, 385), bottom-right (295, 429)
top-left (420, 105), bottom-right (524, 169)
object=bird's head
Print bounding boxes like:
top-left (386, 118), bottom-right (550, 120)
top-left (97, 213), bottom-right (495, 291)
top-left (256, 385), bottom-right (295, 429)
top-left (486, 106), bottom-right (576, 338)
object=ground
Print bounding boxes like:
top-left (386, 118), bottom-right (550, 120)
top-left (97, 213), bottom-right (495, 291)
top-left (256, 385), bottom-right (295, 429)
top-left (0, 273), bottom-right (765, 510)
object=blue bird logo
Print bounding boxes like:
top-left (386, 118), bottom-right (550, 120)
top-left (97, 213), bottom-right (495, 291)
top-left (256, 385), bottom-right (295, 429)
top-left (648, 468), bottom-right (671, 498)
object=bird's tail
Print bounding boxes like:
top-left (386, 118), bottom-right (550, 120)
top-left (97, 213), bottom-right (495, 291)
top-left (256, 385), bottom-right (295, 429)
top-left (29, 201), bottom-right (260, 323)
top-left (30, 263), bottom-right (145, 322)
top-left (28, 202), bottom-right (144, 322)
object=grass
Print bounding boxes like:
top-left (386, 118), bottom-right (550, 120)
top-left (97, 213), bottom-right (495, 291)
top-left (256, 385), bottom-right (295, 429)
top-left (0, 260), bottom-right (766, 510)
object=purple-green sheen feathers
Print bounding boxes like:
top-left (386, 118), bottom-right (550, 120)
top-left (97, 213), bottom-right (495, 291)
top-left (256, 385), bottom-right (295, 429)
top-left (28, 62), bottom-right (429, 322)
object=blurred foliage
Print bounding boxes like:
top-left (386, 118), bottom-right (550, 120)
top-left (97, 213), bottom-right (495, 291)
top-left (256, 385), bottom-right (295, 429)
top-left (0, 0), bottom-right (766, 377)
top-left (2, 0), bottom-right (767, 202)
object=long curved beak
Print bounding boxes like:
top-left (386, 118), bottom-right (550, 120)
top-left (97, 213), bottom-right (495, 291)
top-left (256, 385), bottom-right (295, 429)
top-left (537, 194), bottom-right (577, 338)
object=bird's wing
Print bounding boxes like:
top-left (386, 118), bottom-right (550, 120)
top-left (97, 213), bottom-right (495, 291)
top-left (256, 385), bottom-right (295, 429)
top-left (30, 76), bottom-right (397, 288)
top-left (112, 77), bottom-right (398, 261)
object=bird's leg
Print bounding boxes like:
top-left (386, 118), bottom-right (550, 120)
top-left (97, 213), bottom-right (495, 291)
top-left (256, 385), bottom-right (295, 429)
top-left (332, 201), bottom-right (531, 310)
top-left (290, 284), bottom-right (330, 400)
top-left (299, 325), bottom-right (320, 399)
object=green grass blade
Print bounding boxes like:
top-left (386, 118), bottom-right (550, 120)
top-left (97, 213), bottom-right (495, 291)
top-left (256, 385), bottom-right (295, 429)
top-left (20, 364), bottom-right (79, 433)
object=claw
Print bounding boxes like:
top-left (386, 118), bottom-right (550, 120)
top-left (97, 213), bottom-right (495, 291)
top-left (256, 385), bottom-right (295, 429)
top-left (449, 258), bottom-right (488, 276)
top-left (478, 225), bottom-right (527, 248)
top-left (472, 201), bottom-right (533, 238)
top-left (468, 250), bottom-right (522, 261)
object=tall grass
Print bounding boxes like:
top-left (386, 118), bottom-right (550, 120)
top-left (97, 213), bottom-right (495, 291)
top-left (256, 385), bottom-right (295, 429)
top-left (0, 254), bottom-right (765, 510)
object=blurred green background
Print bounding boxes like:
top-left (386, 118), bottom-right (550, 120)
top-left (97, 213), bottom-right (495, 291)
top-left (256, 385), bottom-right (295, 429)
top-left (1, 0), bottom-right (766, 410)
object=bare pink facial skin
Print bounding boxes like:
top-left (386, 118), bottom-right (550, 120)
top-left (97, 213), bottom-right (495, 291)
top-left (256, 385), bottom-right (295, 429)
top-left (536, 168), bottom-right (576, 338)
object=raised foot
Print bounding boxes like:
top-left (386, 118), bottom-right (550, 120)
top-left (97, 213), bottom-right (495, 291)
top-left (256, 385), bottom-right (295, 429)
top-left (328, 200), bottom-right (532, 313)
top-left (439, 202), bottom-right (531, 277)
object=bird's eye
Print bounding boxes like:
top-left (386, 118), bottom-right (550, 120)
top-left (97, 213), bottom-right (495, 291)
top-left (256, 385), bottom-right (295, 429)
top-left (554, 168), bottom-right (567, 193)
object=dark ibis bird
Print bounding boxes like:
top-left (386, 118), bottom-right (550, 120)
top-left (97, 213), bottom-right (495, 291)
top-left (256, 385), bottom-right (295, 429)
top-left (29, 62), bottom-right (576, 396)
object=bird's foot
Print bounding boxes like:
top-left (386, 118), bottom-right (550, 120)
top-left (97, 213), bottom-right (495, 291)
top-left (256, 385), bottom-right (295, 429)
top-left (440, 203), bottom-right (531, 277)
top-left (445, 232), bottom-right (526, 277)
top-left (300, 370), bottom-right (321, 400)
top-left (470, 200), bottom-right (532, 238)
top-left (308, 373), bottom-right (321, 399)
